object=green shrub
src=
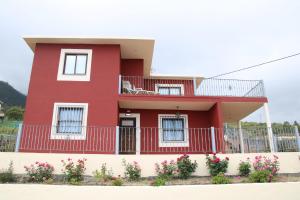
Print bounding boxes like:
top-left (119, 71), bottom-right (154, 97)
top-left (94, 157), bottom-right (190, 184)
top-left (176, 154), bottom-right (197, 179)
top-left (122, 160), bottom-right (141, 181)
top-left (5, 107), bottom-right (24, 121)
top-left (93, 163), bottom-right (113, 182)
top-left (151, 177), bottom-right (166, 186)
top-left (0, 161), bottom-right (16, 183)
top-left (61, 158), bottom-right (86, 184)
top-left (249, 170), bottom-right (271, 183)
top-left (211, 173), bottom-right (231, 184)
top-left (24, 161), bottom-right (54, 182)
top-left (238, 160), bottom-right (251, 176)
top-left (155, 160), bottom-right (177, 180)
top-left (206, 154), bottom-right (229, 176)
top-left (112, 177), bottom-right (123, 186)
top-left (253, 155), bottom-right (279, 177)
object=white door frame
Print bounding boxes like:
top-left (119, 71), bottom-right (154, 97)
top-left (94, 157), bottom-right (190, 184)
top-left (119, 113), bottom-right (140, 155)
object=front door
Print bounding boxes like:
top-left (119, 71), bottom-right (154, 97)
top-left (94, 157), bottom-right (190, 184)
top-left (119, 117), bottom-right (136, 154)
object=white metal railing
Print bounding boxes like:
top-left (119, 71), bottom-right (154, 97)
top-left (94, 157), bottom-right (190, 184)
top-left (0, 124), bottom-right (299, 154)
top-left (120, 76), bottom-right (265, 97)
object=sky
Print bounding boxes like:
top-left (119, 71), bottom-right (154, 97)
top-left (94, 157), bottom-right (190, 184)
top-left (0, 0), bottom-right (299, 123)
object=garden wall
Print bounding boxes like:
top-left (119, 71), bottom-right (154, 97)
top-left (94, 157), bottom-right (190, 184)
top-left (0, 152), bottom-right (299, 176)
top-left (1, 182), bottom-right (300, 200)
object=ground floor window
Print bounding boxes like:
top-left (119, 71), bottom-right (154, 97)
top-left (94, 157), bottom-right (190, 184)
top-left (158, 114), bottom-right (189, 147)
top-left (50, 103), bottom-right (88, 140)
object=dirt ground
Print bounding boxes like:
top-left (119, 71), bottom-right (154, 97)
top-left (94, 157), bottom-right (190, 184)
top-left (10, 173), bottom-right (300, 186)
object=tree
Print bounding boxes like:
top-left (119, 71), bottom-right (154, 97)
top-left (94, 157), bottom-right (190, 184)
top-left (283, 121), bottom-right (291, 128)
top-left (5, 106), bottom-right (24, 121)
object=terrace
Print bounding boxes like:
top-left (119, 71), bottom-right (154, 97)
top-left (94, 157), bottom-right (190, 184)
top-left (119, 76), bottom-right (265, 98)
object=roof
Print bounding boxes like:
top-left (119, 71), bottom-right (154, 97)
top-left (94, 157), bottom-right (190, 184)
top-left (23, 36), bottom-right (155, 76)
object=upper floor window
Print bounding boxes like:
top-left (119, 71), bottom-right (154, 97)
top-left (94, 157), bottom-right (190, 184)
top-left (50, 103), bottom-right (88, 140)
top-left (57, 49), bottom-right (92, 81)
top-left (155, 84), bottom-right (184, 96)
top-left (64, 54), bottom-right (87, 75)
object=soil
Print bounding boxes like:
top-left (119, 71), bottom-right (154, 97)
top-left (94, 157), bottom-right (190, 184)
top-left (7, 173), bottom-right (300, 186)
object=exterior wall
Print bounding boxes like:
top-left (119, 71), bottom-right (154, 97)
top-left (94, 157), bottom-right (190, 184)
top-left (21, 43), bottom-right (121, 153)
top-left (208, 102), bottom-right (224, 152)
top-left (119, 106), bottom-right (223, 154)
top-left (120, 59), bottom-right (144, 76)
top-left (0, 152), bottom-right (299, 176)
top-left (1, 182), bottom-right (300, 200)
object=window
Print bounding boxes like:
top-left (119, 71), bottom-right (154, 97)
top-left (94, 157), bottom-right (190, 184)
top-left (50, 103), bottom-right (88, 140)
top-left (158, 114), bottom-right (189, 147)
top-left (162, 118), bottom-right (184, 141)
top-left (57, 49), bottom-right (92, 81)
top-left (63, 54), bottom-right (87, 75)
top-left (155, 84), bottom-right (184, 96)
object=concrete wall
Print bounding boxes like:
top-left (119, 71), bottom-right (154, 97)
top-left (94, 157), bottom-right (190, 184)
top-left (1, 152), bottom-right (299, 176)
top-left (1, 183), bottom-right (300, 200)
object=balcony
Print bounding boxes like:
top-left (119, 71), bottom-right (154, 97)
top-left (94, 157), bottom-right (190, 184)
top-left (119, 76), bottom-right (265, 98)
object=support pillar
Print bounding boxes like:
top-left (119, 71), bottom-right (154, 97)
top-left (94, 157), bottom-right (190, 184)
top-left (238, 121), bottom-right (245, 153)
top-left (264, 103), bottom-right (275, 152)
top-left (115, 126), bottom-right (119, 155)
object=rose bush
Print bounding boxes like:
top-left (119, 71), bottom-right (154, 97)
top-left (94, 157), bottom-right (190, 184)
top-left (206, 154), bottom-right (229, 176)
top-left (176, 154), bottom-right (198, 179)
top-left (155, 160), bottom-right (177, 179)
top-left (61, 158), bottom-right (86, 184)
top-left (122, 160), bottom-right (141, 181)
top-left (24, 161), bottom-right (54, 182)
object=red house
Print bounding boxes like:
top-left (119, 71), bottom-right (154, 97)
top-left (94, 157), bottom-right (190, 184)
top-left (19, 36), bottom-right (271, 154)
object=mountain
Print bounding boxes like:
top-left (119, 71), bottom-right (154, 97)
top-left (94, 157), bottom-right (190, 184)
top-left (0, 81), bottom-right (26, 107)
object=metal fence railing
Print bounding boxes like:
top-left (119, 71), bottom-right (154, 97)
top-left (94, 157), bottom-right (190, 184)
top-left (120, 76), bottom-right (265, 98)
top-left (196, 79), bottom-right (265, 97)
top-left (0, 121), bottom-right (19, 152)
top-left (0, 124), bottom-right (299, 154)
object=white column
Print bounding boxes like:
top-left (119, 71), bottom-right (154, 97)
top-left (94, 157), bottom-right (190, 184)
top-left (193, 77), bottom-right (197, 96)
top-left (294, 126), bottom-right (300, 151)
top-left (115, 126), bottom-right (119, 155)
top-left (118, 75), bottom-right (122, 95)
top-left (264, 103), bottom-right (275, 152)
top-left (136, 127), bottom-right (141, 155)
top-left (211, 127), bottom-right (216, 153)
top-left (238, 121), bottom-right (245, 153)
top-left (14, 123), bottom-right (23, 152)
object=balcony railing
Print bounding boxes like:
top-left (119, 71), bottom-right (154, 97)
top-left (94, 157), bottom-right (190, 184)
top-left (120, 76), bottom-right (265, 97)
top-left (1, 124), bottom-right (299, 154)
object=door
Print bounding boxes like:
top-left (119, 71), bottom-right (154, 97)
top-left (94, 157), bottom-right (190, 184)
top-left (119, 117), bottom-right (136, 154)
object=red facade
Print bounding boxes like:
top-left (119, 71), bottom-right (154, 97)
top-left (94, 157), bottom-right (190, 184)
top-left (21, 39), bottom-right (267, 154)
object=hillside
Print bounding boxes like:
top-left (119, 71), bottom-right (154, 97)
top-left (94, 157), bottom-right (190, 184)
top-left (0, 81), bottom-right (26, 107)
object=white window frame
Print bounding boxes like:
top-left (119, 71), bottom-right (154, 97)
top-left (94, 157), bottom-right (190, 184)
top-left (155, 84), bottom-right (184, 95)
top-left (50, 103), bottom-right (88, 140)
top-left (57, 49), bottom-right (92, 81)
top-left (158, 114), bottom-right (189, 147)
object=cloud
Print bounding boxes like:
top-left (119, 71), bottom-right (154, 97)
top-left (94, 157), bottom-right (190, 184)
top-left (0, 0), bottom-right (299, 122)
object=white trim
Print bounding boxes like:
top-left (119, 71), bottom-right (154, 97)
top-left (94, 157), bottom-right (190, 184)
top-left (158, 114), bottom-right (189, 147)
top-left (50, 103), bottom-right (88, 140)
top-left (119, 113), bottom-right (141, 154)
top-left (57, 49), bottom-right (92, 81)
top-left (155, 84), bottom-right (184, 95)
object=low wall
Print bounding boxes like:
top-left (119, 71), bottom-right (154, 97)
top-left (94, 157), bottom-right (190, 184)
top-left (0, 152), bottom-right (299, 176)
top-left (1, 182), bottom-right (300, 200)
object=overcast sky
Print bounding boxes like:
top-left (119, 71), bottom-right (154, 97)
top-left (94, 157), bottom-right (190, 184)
top-left (0, 0), bottom-right (299, 123)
